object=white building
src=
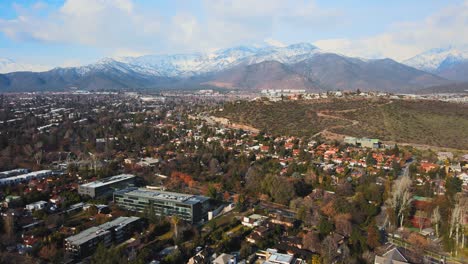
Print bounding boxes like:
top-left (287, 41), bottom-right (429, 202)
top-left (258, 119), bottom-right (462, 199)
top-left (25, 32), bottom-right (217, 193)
top-left (0, 170), bottom-right (54, 185)
top-left (25, 201), bottom-right (48, 211)
top-left (242, 214), bottom-right (268, 228)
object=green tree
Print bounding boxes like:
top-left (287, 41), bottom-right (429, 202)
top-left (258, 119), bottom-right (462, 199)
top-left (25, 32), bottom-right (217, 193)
top-left (366, 152), bottom-right (377, 166)
top-left (91, 243), bottom-right (126, 264)
top-left (318, 217), bottom-right (334, 237)
top-left (446, 177), bottom-right (462, 198)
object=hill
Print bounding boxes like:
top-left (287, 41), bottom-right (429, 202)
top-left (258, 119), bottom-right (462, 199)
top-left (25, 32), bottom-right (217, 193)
top-left (215, 99), bottom-right (468, 150)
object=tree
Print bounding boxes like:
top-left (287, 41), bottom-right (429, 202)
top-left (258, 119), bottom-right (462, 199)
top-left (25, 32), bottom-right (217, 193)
top-left (386, 175), bottom-right (412, 228)
top-left (446, 177), bottom-right (462, 198)
top-left (91, 243), bottom-right (126, 264)
top-left (321, 235), bottom-right (338, 263)
top-left (334, 213), bottom-right (352, 237)
top-left (240, 242), bottom-right (252, 259)
top-left (367, 224), bottom-right (381, 249)
top-left (3, 213), bottom-right (15, 243)
top-left (207, 185), bottom-right (218, 200)
top-left (311, 255), bottom-right (321, 264)
top-left (431, 206), bottom-right (441, 237)
top-left (171, 215), bottom-right (181, 241)
top-left (87, 205), bottom-right (98, 216)
top-left (366, 152), bottom-right (377, 166)
top-left (303, 231), bottom-right (321, 252)
top-left (318, 217), bottom-right (334, 237)
top-left (449, 196), bottom-right (468, 253)
top-left (39, 244), bottom-right (58, 261)
top-left (408, 233), bottom-right (429, 260)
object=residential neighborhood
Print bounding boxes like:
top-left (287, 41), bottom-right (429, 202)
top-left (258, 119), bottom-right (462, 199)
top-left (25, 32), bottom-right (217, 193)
top-left (0, 92), bottom-right (466, 264)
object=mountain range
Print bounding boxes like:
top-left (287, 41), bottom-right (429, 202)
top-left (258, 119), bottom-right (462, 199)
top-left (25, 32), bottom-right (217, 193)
top-left (404, 46), bottom-right (468, 82)
top-left (0, 43), bottom-right (466, 93)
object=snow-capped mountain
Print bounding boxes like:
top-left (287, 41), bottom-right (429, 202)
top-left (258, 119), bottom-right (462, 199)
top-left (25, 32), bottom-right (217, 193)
top-left (0, 42), bottom-right (449, 92)
top-left (403, 46), bottom-right (468, 73)
top-left (106, 42), bottom-right (321, 77)
top-left (0, 57), bottom-right (50, 73)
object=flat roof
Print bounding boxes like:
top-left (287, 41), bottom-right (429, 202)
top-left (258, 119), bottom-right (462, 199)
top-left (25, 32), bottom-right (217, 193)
top-left (266, 252), bottom-right (294, 264)
top-left (0, 170), bottom-right (53, 183)
top-left (0, 168), bottom-right (29, 178)
top-left (116, 188), bottom-right (209, 205)
top-left (65, 216), bottom-right (140, 246)
top-left (80, 174), bottom-right (135, 189)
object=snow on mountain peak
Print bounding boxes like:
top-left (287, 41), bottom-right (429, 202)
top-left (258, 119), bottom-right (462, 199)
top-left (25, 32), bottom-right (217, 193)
top-left (404, 45), bottom-right (468, 71)
top-left (96, 42), bottom-right (321, 77)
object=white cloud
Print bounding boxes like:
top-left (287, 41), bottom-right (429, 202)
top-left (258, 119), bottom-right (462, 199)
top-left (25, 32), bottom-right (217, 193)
top-left (314, 1), bottom-right (468, 61)
top-left (2, 0), bottom-right (467, 65)
top-left (0, 0), bottom-right (160, 51)
top-left (0, 0), bottom-right (341, 61)
top-left (0, 58), bottom-right (51, 73)
top-left (264, 38), bottom-right (286, 47)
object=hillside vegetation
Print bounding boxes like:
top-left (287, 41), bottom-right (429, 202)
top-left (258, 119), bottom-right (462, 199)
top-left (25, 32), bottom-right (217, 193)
top-left (216, 99), bottom-right (468, 150)
top-left (334, 100), bottom-right (468, 149)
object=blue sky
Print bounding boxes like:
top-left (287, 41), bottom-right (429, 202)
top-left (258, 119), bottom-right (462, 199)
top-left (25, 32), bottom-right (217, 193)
top-left (0, 0), bottom-right (467, 69)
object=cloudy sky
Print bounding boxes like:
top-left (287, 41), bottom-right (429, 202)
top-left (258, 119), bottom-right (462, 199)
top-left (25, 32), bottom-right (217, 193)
top-left (0, 0), bottom-right (467, 69)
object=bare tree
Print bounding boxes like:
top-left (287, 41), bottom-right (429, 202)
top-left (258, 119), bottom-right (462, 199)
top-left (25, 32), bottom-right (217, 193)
top-left (171, 215), bottom-right (181, 241)
top-left (321, 235), bottom-right (338, 263)
top-left (386, 175), bottom-right (413, 228)
top-left (449, 195), bottom-right (468, 254)
top-left (431, 206), bottom-right (441, 237)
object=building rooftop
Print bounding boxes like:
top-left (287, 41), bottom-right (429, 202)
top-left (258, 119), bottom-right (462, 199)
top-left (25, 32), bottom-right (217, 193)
top-left (65, 216), bottom-right (140, 246)
top-left (265, 251), bottom-right (294, 264)
top-left (0, 168), bottom-right (29, 178)
top-left (80, 174), bottom-right (135, 189)
top-left (26, 201), bottom-right (48, 206)
top-left (0, 170), bottom-right (53, 184)
top-left (116, 187), bottom-right (210, 205)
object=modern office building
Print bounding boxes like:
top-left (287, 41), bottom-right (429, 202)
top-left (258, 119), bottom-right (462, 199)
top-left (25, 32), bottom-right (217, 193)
top-left (114, 187), bottom-right (210, 223)
top-left (344, 137), bottom-right (381, 149)
top-left (78, 174), bottom-right (135, 198)
top-left (0, 168), bottom-right (29, 179)
top-left (65, 216), bottom-right (141, 258)
top-left (0, 170), bottom-right (54, 186)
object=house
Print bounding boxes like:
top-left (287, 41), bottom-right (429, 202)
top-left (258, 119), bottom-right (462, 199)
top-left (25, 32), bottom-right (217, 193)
top-left (188, 249), bottom-right (210, 264)
top-left (457, 172), bottom-right (468, 186)
top-left (136, 157), bottom-right (159, 167)
top-left (437, 152), bottom-right (453, 161)
top-left (246, 226), bottom-right (271, 244)
top-left (213, 253), bottom-right (236, 264)
top-left (420, 162), bottom-right (438, 173)
top-left (257, 248), bottom-right (306, 264)
top-left (261, 146), bottom-right (270, 153)
top-left (242, 214), bottom-right (268, 228)
top-left (269, 214), bottom-right (296, 228)
top-left (284, 143), bottom-right (294, 150)
top-left (447, 163), bottom-right (462, 174)
top-left (281, 236), bottom-right (303, 249)
top-left (22, 234), bottom-right (39, 248)
top-left (374, 247), bottom-right (409, 264)
top-left (25, 201), bottom-right (48, 211)
top-left (461, 154), bottom-right (468, 163)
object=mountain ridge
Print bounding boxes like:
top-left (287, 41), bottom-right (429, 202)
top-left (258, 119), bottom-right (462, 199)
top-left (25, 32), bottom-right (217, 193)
top-left (0, 43), bottom-right (453, 92)
top-left (404, 46), bottom-right (468, 81)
